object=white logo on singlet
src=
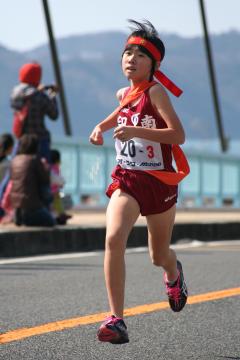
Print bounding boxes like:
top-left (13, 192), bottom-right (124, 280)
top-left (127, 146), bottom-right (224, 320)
top-left (131, 113), bottom-right (140, 126)
top-left (117, 115), bottom-right (127, 126)
top-left (141, 115), bottom-right (156, 128)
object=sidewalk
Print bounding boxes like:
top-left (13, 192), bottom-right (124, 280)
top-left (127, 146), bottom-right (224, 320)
top-left (1, 209), bottom-right (240, 258)
top-left (66, 209), bottom-right (240, 226)
top-left (2, 208), bottom-right (240, 229)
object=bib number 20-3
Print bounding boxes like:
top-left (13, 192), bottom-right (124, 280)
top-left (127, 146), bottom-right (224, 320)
top-left (116, 137), bottom-right (164, 170)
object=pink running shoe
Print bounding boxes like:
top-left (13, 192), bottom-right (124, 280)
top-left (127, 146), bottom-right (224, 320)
top-left (164, 260), bottom-right (188, 312)
top-left (97, 315), bottom-right (129, 344)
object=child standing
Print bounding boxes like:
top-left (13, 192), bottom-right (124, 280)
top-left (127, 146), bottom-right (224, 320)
top-left (89, 19), bottom-right (190, 344)
top-left (0, 133), bottom-right (15, 222)
top-left (50, 149), bottom-right (71, 225)
top-left (0, 133), bottom-right (14, 183)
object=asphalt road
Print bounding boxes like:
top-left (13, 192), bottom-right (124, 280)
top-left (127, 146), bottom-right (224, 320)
top-left (0, 241), bottom-right (240, 360)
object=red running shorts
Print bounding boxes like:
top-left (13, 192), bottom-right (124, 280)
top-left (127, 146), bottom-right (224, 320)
top-left (106, 166), bottom-right (178, 216)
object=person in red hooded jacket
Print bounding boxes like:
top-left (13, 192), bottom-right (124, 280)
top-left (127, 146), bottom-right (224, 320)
top-left (10, 62), bottom-right (59, 162)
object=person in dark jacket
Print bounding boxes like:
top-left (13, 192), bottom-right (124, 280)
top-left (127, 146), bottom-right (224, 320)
top-left (10, 134), bottom-right (56, 227)
top-left (10, 62), bottom-right (59, 162)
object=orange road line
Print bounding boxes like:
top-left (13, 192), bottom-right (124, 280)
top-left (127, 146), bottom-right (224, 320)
top-left (1, 287), bottom-right (240, 345)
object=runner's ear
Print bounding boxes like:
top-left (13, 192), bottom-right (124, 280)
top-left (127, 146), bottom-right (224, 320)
top-left (155, 61), bottom-right (160, 71)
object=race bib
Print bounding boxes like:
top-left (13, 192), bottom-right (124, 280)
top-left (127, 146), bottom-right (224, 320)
top-left (115, 137), bottom-right (164, 170)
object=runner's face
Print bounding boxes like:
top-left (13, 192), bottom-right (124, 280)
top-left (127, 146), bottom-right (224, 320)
top-left (122, 46), bottom-right (153, 83)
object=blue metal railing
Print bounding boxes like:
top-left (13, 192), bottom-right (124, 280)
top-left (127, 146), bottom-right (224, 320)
top-left (52, 136), bottom-right (240, 209)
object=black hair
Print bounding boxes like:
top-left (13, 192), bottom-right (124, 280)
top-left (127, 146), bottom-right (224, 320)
top-left (0, 133), bottom-right (14, 158)
top-left (18, 134), bottom-right (39, 155)
top-left (124, 19), bottom-right (165, 81)
top-left (50, 149), bottom-right (61, 164)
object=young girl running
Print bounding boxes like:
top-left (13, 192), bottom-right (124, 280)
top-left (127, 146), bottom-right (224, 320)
top-left (89, 19), bottom-right (190, 345)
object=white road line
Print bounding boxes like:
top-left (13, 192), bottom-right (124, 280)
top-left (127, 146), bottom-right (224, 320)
top-left (0, 251), bottom-right (101, 265)
top-left (0, 240), bottom-right (239, 265)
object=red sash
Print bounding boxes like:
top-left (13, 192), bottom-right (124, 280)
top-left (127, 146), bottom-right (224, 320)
top-left (146, 144), bottom-right (190, 185)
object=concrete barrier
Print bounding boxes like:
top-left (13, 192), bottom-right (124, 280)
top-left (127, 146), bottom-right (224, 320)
top-left (1, 221), bottom-right (240, 258)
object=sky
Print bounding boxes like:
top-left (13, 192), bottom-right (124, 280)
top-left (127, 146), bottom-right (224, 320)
top-left (1, 0), bottom-right (240, 51)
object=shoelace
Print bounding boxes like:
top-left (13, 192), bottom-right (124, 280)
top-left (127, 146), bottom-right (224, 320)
top-left (166, 283), bottom-right (181, 303)
top-left (165, 272), bottom-right (181, 303)
top-left (104, 316), bottom-right (122, 325)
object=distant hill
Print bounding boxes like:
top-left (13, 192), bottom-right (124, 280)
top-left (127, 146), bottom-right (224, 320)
top-left (0, 30), bottom-right (240, 140)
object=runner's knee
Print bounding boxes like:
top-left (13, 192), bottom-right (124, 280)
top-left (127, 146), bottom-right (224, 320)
top-left (150, 253), bottom-right (166, 267)
top-left (149, 246), bottom-right (171, 267)
top-left (105, 231), bottom-right (126, 253)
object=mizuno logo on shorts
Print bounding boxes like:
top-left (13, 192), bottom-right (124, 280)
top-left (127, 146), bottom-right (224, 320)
top-left (164, 194), bottom-right (177, 202)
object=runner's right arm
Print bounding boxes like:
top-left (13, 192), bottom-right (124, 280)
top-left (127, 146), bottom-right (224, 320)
top-left (89, 87), bottom-right (127, 145)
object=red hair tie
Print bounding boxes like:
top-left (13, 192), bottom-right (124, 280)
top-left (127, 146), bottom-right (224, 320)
top-left (154, 70), bottom-right (183, 97)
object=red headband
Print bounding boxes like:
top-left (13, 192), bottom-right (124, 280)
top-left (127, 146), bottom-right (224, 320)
top-left (126, 36), bottom-right (183, 97)
top-left (127, 36), bottom-right (162, 61)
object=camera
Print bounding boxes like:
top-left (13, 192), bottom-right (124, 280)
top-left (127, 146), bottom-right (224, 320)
top-left (43, 84), bottom-right (58, 92)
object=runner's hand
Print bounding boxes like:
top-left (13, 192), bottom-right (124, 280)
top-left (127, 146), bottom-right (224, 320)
top-left (113, 126), bottom-right (134, 142)
top-left (89, 126), bottom-right (104, 145)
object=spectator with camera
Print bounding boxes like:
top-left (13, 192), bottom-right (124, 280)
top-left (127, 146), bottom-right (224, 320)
top-left (10, 62), bottom-right (59, 162)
